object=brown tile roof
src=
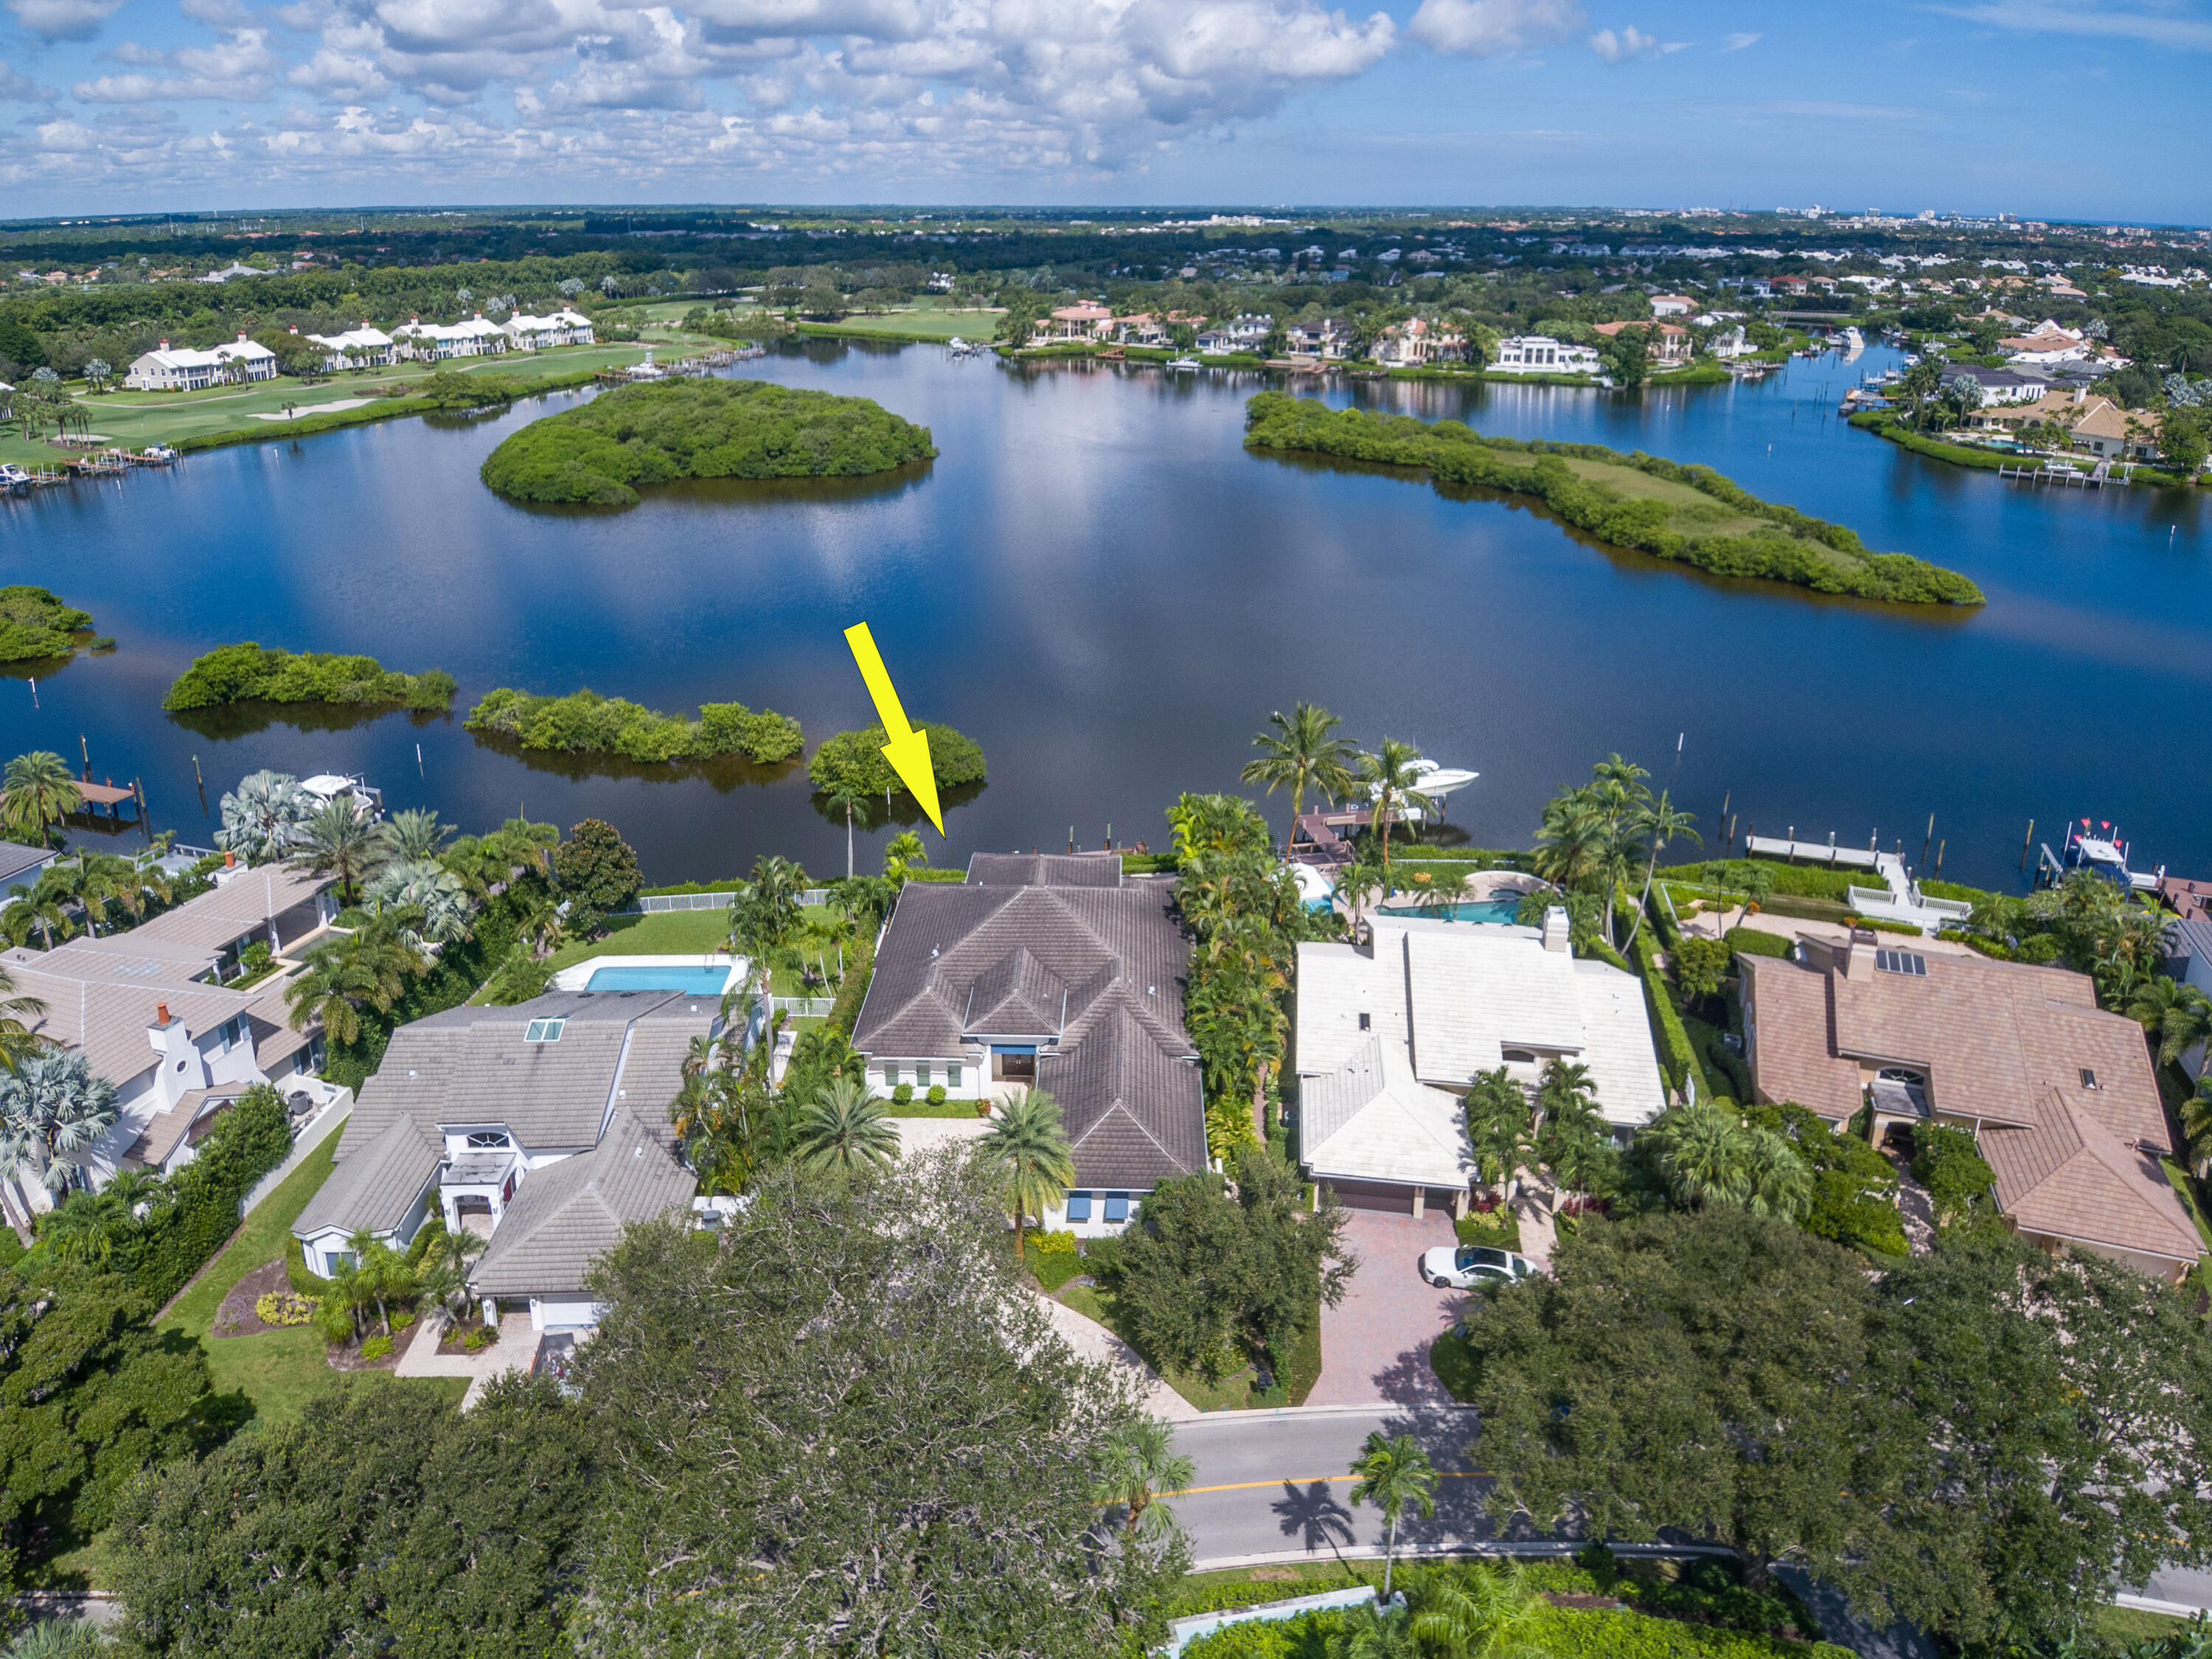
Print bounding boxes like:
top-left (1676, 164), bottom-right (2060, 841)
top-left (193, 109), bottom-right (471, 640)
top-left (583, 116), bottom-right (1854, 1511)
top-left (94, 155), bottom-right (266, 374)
top-left (1741, 947), bottom-right (2195, 1267)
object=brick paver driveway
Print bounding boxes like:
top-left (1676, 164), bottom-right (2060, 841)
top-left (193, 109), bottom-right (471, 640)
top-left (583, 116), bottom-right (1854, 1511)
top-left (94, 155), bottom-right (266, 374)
top-left (1306, 1209), bottom-right (1467, 1407)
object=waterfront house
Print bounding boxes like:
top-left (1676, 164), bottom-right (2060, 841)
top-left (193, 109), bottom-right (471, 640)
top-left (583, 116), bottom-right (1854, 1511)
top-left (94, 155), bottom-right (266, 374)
top-left (1649, 293), bottom-right (1695, 316)
top-left (299, 324), bottom-right (395, 372)
top-left (123, 334), bottom-right (279, 391)
top-left (503, 308), bottom-right (596, 350)
top-left (2000, 321), bottom-right (2097, 366)
top-left (1739, 933), bottom-right (2201, 1281)
top-left (1293, 911), bottom-right (1666, 1217)
top-left (1593, 320), bottom-right (1692, 367)
top-left (0, 839), bottom-right (59, 891)
top-left (291, 987), bottom-right (712, 1331)
top-left (1113, 313), bottom-right (1167, 347)
top-left (1036, 303), bottom-right (1113, 344)
top-left (0, 860), bottom-right (339, 1217)
top-left (2066, 400), bottom-right (2163, 463)
top-left (1195, 313), bottom-right (1273, 355)
top-left (1371, 317), bottom-right (1466, 366)
top-left (849, 853), bottom-right (1206, 1236)
top-left (1938, 364), bottom-right (2044, 406)
top-left (1490, 335), bottom-right (1601, 375)
top-left (1285, 319), bottom-right (1350, 360)
top-left (392, 314), bottom-right (512, 361)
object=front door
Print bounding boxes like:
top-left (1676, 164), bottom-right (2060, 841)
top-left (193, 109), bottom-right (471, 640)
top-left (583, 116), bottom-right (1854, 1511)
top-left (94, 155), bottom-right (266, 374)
top-left (992, 1048), bottom-right (1037, 1083)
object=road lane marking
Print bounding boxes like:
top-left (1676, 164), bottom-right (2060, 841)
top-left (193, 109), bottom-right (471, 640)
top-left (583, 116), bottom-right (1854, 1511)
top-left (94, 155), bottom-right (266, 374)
top-left (1166, 1472), bottom-right (1489, 1497)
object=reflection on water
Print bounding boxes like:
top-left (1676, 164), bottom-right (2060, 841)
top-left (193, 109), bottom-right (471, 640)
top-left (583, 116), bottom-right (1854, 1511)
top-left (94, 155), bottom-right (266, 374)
top-left (4, 340), bottom-right (2209, 887)
top-left (167, 700), bottom-right (453, 741)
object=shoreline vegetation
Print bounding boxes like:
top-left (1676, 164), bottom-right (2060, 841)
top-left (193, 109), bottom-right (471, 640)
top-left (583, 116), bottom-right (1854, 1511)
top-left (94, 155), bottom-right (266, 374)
top-left (0, 585), bottom-right (112, 663)
top-left (463, 686), bottom-right (804, 765)
top-left (1848, 411), bottom-right (2200, 490)
top-left (172, 364), bottom-right (609, 456)
top-left (1244, 392), bottom-right (1986, 607)
top-left (477, 378), bottom-right (937, 507)
top-left (161, 642), bottom-right (456, 712)
top-left (808, 723), bottom-right (987, 799)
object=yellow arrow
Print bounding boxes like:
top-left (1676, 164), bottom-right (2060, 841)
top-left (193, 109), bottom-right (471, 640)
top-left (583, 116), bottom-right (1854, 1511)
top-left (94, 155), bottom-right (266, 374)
top-left (842, 622), bottom-right (943, 836)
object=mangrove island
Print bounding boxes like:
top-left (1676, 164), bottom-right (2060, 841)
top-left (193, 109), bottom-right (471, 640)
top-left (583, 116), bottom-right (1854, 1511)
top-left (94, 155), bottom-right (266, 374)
top-left (479, 377), bottom-right (938, 507)
top-left (1242, 392), bottom-right (1985, 607)
top-left (808, 723), bottom-right (987, 799)
top-left (0, 585), bottom-right (111, 663)
top-left (464, 686), bottom-right (805, 765)
top-left (161, 642), bottom-right (456, 712)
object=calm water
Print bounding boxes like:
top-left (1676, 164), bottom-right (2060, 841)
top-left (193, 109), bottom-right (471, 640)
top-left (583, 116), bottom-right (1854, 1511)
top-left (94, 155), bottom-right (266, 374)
top-left (6, 342), bottom-right (2208, 888)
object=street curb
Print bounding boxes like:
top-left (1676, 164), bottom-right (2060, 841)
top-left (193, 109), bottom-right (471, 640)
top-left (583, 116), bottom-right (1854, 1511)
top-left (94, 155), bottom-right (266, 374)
top-left (1189, 1543), bottom-right (1736, 1572)
top-left (2115, 1593), bottom-right (2211, 1618)
top-left (1175, 1402), bottom-right (1478, 1427)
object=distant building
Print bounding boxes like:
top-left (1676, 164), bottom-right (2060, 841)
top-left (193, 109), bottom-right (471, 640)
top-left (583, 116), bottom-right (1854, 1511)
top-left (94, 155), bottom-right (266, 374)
top-left (299, 324), bottom-right (395, 372)
top-left (1937, 364), bottom-right (2045, 406)
top-left (1593, 319), bottom-right (1691, 368)
top-left (123, 333), bottom-right (279, 391)
top-left (502, 308), bottom-right (596, 350)
top-left (1648, 293), bottom-right (1695, 316)
top-left (392, 314), bottom-right (512, 361)
top-left (1035, 303), bottom-right (1113, 344)
top-left (1489, 335), bottom-right (1600, 375)
top-left (1370, 317), bottom-right (1465, 366)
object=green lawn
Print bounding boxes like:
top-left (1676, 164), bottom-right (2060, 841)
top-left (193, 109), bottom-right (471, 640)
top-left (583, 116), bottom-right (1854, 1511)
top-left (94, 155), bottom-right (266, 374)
top-left (539, 910), bottom-right (732, 975)
top-left (0, 343), bottom-right (669, 465)
top-left (815, 307), bottom-right (1003, 340)
top-left (161, 1132), bottom-right (468, 1431)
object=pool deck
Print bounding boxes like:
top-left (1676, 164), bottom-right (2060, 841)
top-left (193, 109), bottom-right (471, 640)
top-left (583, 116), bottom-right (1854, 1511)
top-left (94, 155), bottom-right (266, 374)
top-left (551, 953), bottom-right (744, 995)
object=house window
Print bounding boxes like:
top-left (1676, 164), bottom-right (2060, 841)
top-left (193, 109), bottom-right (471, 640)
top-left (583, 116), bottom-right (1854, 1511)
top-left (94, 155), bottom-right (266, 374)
top-left (915, 1065), bottom-right (932, 1088)
top-left (1502, 1048), bottom-right (1538, 1063)
top-left (1104, 1192), bottom-right (1130, 1224)
top-left (466, 1130), bottom-right (511, 1150)
top-left (948, 1063), bottom-right (962, 1088)
top-left (327, 1251), bottom-right (356, 1273)
top-left (1065, 1192), bottom-right (1093, 1222)
top-left (219, 1015), bottom-right (245, 1054)
top-left (524, 1018), bottom-right (566, 1043)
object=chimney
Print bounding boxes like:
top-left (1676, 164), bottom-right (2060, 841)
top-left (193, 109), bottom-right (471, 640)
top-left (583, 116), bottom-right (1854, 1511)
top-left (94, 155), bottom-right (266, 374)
top-left (223, 849), bottom-right (235, 868)
top-left (1843, 928), bottom-right (1878, 981)
top-left (1541, 905), bottom-right (1571, 953)
top-left (158, 338), bottom-right (169, 349)
top-left (288, 324), bottom-right (299, 334)
top-left (155, 1001), bottom-right (172, 1027)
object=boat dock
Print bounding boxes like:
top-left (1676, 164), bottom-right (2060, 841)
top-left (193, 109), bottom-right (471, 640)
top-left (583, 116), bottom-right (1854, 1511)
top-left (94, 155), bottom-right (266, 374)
top-left (1744, 833), bottom-right (1971, 936)
top-left (1744, 835), bottom-right (1880, 869)
top-left (1998, 461), bottom-right (2107, 487)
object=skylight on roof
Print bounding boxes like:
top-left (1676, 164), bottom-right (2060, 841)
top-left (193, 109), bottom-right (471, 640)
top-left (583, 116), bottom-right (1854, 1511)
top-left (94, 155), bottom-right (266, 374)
top-left (524, 1017), bottom-right (566, 1043)
top-left (1874, 950), bottom-right (1927, 977)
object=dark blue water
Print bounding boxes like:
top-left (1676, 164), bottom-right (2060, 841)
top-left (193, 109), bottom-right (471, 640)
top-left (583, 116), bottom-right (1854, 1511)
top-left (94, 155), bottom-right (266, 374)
top-left (5, 341), bottom-right (2207, 888)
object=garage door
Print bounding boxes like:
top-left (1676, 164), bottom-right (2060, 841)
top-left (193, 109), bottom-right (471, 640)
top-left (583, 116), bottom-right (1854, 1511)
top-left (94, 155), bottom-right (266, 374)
top-left (1321, 1178), bottom-right (1416, 1214)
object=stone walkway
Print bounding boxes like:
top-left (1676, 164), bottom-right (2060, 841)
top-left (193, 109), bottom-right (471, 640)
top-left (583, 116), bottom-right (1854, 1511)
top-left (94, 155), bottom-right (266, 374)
top-left (394, 1311), bottom-right (533, 1408)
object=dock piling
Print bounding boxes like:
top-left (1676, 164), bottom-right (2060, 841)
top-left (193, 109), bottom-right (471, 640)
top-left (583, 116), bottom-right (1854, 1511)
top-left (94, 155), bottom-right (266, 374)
top-left (1935, 840), bottom-right (1945, 877)
top-left (2020, 820), bottom-right (2034, 874)
top-left (1921, 813), bottom-right (1934, 869)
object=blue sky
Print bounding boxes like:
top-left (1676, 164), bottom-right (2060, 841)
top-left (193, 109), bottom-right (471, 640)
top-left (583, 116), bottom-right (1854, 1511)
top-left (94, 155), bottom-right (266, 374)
top-left (1, 0), bottom-right (2205, 221)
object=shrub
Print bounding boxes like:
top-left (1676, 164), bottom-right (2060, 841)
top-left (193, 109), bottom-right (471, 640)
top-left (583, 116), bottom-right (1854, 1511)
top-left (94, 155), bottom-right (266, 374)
top-left (1674, 936), bottom-right (1733, 1000)
top-left (1722, 927), bottom-right (1792, 959)
top-left (479, 377), bottom-right (937, 506)
top-left (126, 1083), bottom-right (294, 1306)
top-left (891, 1082), bottom-right (914, 1105)
top-left (254, 1290), bottom-right (317, 1327)
top-left (1031, 1229), bottom-right (1079, 1256)
top-left (1912, 1124), bottom-right (2001, 1234)
top-left (358, 1335), bottom-right (393, 1360)
top-left (926, 1084), bottom-right (947, 1106)
top-left (288, 1237), bottom-right (333, 1297)
top-left (163, 641), bottom-right (456, 712)
top-left (462, 1326), bottom-right (497, 1352)
top-left (807, 723), bottom-right (987, 799)
top-left (551, 818), bottom-right (642, 917)
top-left (465, 686), bottom-right (802, 765)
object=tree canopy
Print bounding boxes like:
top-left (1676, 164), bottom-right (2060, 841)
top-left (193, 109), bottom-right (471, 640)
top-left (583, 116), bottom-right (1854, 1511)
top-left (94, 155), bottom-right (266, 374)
top-left (464, 686), bottom-right (802, 765)
top-left (479, 378), bottom-right (937, 507)
top-left (805, 722), bottom-right (986, 801)
top-left (161, 643), bottom-right (456, 713)
top-left (0, 587), bottom-right (104, 665)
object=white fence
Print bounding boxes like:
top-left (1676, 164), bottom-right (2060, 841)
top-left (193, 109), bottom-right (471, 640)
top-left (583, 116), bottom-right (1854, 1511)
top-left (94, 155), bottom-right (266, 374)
top-left (769, 995), bottom-right (835, 1018)
top-left (616, 888), bottom-right (835, 915)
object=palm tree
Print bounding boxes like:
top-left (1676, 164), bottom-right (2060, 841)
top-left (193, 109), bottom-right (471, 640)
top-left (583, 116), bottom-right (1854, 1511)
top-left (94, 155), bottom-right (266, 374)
top-left (978, 1086), bottom-right (1076, 1261)
top-left (1621, 790), bottom-right (1700, 951)
top-left (1533, 1058), bottom-right (1596, 1140)
top-left (0, 1050), bottom-right (119, 1200)
top-left (1348, 1430), bottom-right (1438, 1599)
top-left (884, 832), bottom-right (926, 882)
top-left (1406, 1562), bottom-right (1548, 1659)
top-left (1410, 866), bottom-right (1474, 920)
top-left (290, 795), bottom-right (387, 905)
top-left (216, 769), bottom-right (313, 863)
top-left (1338, 850), bottom-right (1388, 936)
top-left (1357, 739), bottom-right (1434, 872)
top-left (2126, 977), bottom-right (2212, 1069)
top-left (2179, 1083), bottom-right (2212, 1180)
top-left (0, 965), bottom-right (47, 1070)
top-left (38, 1187), bottom-right (129, 1264)
top-left (1463, 1068), bottom-right (1531, 1202)
top-left (381, 807), bottom-right (454, 863)
top-left (1326, 1602), bottom-right (1418, 1659)
top-left (1241, 703), bottom-right (1359, 821)
top-left (414, 1220), bottom-right (487, 1325)
top-left (364, 860), bottom-right (474, 949)
top-left (793, 1077), bottom-right (900, 1173)
top-left (1743, 1129), bottom-right (1813, 1221)
top-left (1, 876), bottom-right (73, 952)
top-left (1530, 786), bottom-right (1607, 894)
top-left (285, 922), bottom-right (422, 1046)
top-left (1093, 1415), bottom-right (1195, 1540)
top-left (819, 782), bottom-right (872, 880)
top-left (727, 855), bottom-right (810, 1007)
top-left (1, 752), bottom-right (82, 849)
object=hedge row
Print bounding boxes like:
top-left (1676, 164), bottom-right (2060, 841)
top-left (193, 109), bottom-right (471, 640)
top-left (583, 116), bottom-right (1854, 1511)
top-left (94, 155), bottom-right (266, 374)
top-left (1631, 928), bottom-right (1698, 1095)
top-left (128, 1085), bottom-right (293, 1307)
top-left (1244, 393), bottom-right (1983, 606)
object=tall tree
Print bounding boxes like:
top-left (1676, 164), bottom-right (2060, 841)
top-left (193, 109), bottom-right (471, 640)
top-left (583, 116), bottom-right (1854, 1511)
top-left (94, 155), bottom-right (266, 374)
top-left (0, 751), bottom-right (80, 849)
top-left (1349, 1431), bottom-right (1438, 1599)
top-left (289, 794), bottom-right (387, 906)
top-left (978, 1086), bottom-right (1075, 1259)
top-left (1093, 1416), bottom-right (1194, 1542)
top-left (0, 965), bottom-right (47, 1071)
top-left (214, 768), bottom-right (312, 863)
top-left (574, 1150), bottom-right (1184, 1652)
top-left (1463, 1068), bottom-right (1532, 1203)
top-left (285, 921), bottom-right (423, 1046)
top-left (1240, 703), bottom-right (1359, 821)
top-left (1621, 789), bottom-right (1700, 951)
top-left (793, 1076), bottom-right (900, 1173)
top-left (818, 782), bottom-right (871, 880)
top-left (1357, 739), bottom-right (1433, 872)
top-left (0, 1051), bottom-right (118, 1200)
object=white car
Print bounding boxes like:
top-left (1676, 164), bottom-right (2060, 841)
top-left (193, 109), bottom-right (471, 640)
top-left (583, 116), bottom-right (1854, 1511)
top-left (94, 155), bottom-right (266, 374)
top-left (1422, 1244), bottom-right (1534, 1290)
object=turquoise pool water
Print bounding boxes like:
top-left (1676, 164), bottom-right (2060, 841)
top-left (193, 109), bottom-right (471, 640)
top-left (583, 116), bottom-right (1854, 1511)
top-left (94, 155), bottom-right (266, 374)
top-left (584, 965), bottom-right (735, 994)
top-left (1376, 897), bottom-right (1527, 925)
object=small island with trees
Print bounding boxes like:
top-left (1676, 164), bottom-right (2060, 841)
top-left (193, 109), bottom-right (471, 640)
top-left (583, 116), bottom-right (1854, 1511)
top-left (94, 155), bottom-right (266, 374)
top-left (161, 642), bottom-right (456, 712)
top-left (465, 686), bottom-right (805, 765)
top-left (0, 585), bottom-right (112, 663)
top-left (478, 377), bottom-right (937, 507)
top-left (809, 723), bottom-right (987, 799)
top-left (1242, 392), bottom-right (1986, 607)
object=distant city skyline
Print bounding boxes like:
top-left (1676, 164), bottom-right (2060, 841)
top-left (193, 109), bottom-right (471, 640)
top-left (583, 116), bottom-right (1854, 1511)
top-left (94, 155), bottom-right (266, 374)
top-left (1, 0), bottom-right (2205, 220)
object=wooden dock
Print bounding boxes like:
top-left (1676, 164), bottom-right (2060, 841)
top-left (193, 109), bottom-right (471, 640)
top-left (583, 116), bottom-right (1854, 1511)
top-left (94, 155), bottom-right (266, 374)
top-left (1998, 462), bottom-right (2105, 487)
top-left (1744, 835), bottom-right (1881, 870)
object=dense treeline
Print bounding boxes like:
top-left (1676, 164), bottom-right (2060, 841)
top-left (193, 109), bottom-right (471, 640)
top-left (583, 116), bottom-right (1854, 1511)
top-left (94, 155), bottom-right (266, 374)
top-left (161, 642), bottom-right (456, 712)
top-left (479, 378), bottom-right (936, 507)
top-left (1242, 393), bottom-right (1984, 605)
top-left (465, 686), bottom-right (804, 764)
top-left (0, 585), bottom-right (106, 663)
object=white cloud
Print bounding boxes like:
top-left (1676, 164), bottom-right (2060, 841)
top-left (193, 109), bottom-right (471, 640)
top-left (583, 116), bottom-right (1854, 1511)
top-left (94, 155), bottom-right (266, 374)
top-left (4, 0), bottom-right (126, 43)
top-left (1587, 23), bottom-right (1661, 60)
top-left (1928, 1), bottom-right (2212, 51)
top-left (74, 27), bottom-right (285, 101)
top-left (1719, 29), bottom-right (1759, 49)
top-left (0, 57), bottom-right (60, 100)
top-left (1405, 0), bottom-right (1580, 55)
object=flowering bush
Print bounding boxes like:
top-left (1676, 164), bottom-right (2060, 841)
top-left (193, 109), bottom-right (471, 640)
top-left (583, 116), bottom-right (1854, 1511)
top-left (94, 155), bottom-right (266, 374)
top-left (254, 1290), bottom-right (317, 1327)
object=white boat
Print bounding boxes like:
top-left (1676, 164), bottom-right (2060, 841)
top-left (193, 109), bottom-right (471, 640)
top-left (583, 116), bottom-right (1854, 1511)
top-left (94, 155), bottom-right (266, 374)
top-left (0, 463), bottom-right (28, 496)
top-left (1166, 356), bottom-right (1202, 371)
top-left (299, 773), bottom-right (385, 823)
top-left (1363, 758), bottom-right (1479, 821)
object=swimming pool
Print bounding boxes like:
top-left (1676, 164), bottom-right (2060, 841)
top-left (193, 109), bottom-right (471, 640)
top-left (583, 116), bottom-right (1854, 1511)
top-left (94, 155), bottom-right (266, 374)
top-left (583, 965), bottom-right (737, 995)
top-left (1375, 897), bottom-right (1528, 925)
